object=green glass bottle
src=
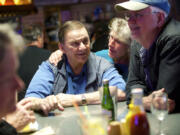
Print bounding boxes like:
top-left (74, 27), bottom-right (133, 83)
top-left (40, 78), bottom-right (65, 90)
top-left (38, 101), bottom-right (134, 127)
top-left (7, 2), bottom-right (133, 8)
top-left (101, 79), bottom-right (115, 121)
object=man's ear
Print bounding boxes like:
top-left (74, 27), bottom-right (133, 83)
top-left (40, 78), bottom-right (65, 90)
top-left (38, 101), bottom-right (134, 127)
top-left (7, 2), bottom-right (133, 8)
top-left (58, 43), bottom-right (65, 53)
top-left (157, 12), bottom-right (166, 27)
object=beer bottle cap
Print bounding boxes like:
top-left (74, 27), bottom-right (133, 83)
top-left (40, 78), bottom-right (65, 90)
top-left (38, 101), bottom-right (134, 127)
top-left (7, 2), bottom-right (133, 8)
top-left (103, 79), bottom-right (109, 85)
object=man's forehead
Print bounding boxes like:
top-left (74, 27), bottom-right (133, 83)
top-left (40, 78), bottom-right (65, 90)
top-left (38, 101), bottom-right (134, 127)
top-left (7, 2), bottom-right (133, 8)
top-left (68, 36), bottom-right (89, 43)
top-left (65, 29), bottom-right (89, 42)
top-left (67, 27), bottom-right (87, 34)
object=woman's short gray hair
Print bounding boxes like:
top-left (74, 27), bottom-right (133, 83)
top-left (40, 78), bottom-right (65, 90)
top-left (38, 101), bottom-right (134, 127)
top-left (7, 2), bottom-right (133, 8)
top-left (109, 17), bottom-right (131, 46)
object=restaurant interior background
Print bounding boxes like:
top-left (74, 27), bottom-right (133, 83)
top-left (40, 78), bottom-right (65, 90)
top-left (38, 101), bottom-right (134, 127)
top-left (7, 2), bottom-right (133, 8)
top-left (0, 0), bottom-right (126, 51)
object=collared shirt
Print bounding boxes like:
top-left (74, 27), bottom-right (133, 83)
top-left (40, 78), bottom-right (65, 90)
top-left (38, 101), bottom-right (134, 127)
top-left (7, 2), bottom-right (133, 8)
top-left (65, 59), bottom-right (87, 94)
top-left (25, 60), bottom-right (126, 98)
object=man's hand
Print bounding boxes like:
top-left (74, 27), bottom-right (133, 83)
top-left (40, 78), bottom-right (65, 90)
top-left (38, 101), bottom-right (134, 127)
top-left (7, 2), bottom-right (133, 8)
top-left (25, 96), bottom-right (64, 116)
top-left (143, 88), bottom-right (176, 112)
top-left (5, 99), bottom-right (36, 131)
top-left (42, 95), bottom-right (64, 115)
top-left (143, 88), bottom-right (164, 111)
top-left (49, 50), bottom-right (63, 66)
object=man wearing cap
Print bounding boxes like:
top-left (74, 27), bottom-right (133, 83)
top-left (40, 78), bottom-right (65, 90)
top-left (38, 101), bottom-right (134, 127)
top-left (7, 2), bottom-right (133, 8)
top-left (115, 0), bottom-right (180, 112)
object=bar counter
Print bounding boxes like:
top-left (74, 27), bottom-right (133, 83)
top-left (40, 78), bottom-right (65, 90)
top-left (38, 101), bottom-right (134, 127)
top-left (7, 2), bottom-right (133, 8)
top-left (21, 102), bottom-right (180, 135)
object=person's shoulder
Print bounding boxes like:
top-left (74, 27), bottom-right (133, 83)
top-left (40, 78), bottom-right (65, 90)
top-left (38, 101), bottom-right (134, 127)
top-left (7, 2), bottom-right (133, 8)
top-left (88, 52), bottom-right (111, 65)
top-left (95, 49), bottom-right (108, 55)
top-left (157, 19), bottom-right (180, 48)
top-left (156, 19), bottom-right (180, 55)
top-left (95, 49), bottom-right (113, 63)
top-left (90, 52), bottom-right (110, 62)
top-left (89, 52), bottom-right (113, 67)
top-left (88, 52), bottom-right (113, 75)
top-left (28, 46), bottom-right (51, 53)
top-left (41, 48), bottom-right (51, 54)
top-left (161, 18), bottom-right (180, 37)
top-left (37, 47), bottom-right (51, 55)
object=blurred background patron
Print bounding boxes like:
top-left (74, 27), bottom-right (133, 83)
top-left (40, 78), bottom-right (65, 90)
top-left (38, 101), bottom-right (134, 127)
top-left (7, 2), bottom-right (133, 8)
top-left (18, 24), bottom-right (51, 101)
top-left (0, 24), bottom-right (35, 135)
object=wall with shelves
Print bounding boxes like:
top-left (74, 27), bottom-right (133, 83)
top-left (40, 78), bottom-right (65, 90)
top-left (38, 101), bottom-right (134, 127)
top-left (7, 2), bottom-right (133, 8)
top-left (20, 0), bottom-right (118, 52)
top-left (44, 6), bottom-right (61, 51)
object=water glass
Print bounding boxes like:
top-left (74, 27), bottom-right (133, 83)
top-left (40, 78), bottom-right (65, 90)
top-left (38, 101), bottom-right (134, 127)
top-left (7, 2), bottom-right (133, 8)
top-left (151, 92), bottom-right (168, 135)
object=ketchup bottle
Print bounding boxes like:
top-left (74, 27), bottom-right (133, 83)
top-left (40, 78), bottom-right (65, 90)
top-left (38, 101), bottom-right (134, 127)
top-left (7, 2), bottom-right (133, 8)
top-left (125, 88), bottom-right (150, 135)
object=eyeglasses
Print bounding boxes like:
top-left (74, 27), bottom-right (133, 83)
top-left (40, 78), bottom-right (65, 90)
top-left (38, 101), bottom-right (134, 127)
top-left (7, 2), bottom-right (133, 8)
top-left (124, 12), bottom-right (144, 21)
top-left (124, 11), bottom-right (159, 21)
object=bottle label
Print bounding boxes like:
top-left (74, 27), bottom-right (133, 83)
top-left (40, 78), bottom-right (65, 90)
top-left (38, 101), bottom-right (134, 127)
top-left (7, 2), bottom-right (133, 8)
top-left (102, 109), bottom-right (112, 119)
top-left (134, 99), bottom-right (142, 106)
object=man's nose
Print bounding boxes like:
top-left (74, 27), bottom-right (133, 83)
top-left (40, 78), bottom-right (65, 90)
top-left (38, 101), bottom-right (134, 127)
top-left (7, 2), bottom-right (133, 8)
top-left (108, 38), bottom-right (115, 47)
top-left (79, 42), bottom-right (86, 49)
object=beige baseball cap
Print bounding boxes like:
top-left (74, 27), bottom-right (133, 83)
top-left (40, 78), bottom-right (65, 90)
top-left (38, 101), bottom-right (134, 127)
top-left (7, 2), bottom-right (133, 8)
top-left (115, 0), bottom-right (170, 14)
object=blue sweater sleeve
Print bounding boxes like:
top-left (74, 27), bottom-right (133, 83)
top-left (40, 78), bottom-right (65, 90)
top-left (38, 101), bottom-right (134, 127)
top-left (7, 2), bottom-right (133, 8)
top-left (102, 67), bottom-right (126, 91)
top-left (25, 61), bottom-right (54, 98)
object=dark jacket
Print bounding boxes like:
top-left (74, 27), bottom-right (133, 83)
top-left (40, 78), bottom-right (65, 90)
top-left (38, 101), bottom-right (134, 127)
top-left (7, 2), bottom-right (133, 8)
top-left (0, 120), bottom-right (17, 135)
top-left (126, 18), bottom-right (180, 112)
top-left (18, 46), bottom-right (51, 100)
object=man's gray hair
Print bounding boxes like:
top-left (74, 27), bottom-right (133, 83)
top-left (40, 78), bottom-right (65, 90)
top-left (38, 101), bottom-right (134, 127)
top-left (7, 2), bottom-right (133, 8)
top-left (150, 6), bottom-right (168, 18)
top-left (22, 24), bottom-right (43, 44)
top-left (58, 20), bottom-right (87, 44)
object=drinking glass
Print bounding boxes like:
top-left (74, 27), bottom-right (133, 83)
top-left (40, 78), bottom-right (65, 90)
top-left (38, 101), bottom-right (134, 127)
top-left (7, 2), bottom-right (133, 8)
top-left (151, 92), bottom-right (168, 135)
top-left (80, 115), bottom-right (108, 135)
